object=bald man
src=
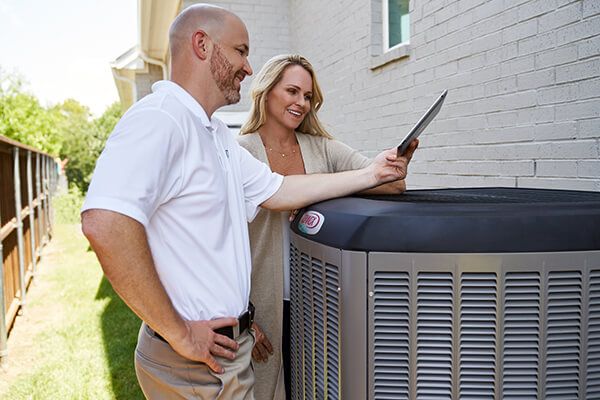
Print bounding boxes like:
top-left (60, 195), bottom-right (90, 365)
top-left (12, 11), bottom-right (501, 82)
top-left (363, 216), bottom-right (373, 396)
top-left (81, 4), bottom-right (414, 399)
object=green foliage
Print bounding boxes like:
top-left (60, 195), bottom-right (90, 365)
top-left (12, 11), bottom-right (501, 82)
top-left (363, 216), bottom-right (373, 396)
top-left (54, 186), bottom-right (85, 224)
top-left (0, 68), bottom-right (123, 193)
top-left (0, 70), bottom-right (63, 154)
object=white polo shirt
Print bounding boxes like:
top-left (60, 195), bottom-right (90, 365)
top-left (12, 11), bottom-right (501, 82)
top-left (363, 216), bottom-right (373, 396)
top-left (83, 80), bottom-right (283, 321)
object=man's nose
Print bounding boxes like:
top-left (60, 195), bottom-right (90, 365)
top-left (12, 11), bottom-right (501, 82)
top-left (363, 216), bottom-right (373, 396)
top-left (243, 58), bottom-right (253, 76)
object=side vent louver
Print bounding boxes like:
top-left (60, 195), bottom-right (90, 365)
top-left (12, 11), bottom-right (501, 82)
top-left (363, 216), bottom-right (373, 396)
top-left (459, 273), bottom-right (497, 400)
top-left (290, 243), bottom-right (340, 400)
top-left (546, 270), bottom-right (582, 400)
top-left (372, 271), bottom-right (410, 400)
top-left (588, 269), bottom-right (600, 399)
top-left (502, 272), bottom-right (541, 400)
top-left (416, 272), bottom-right (453, 400)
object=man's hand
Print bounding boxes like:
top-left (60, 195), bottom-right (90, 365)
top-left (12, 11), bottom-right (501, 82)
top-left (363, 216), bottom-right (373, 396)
top-left (168, 318), bottom-right (240, 374)
top-left (251, 322), bottom-right (274, 362)
top-left (368, 139), bottom-right (419, 186)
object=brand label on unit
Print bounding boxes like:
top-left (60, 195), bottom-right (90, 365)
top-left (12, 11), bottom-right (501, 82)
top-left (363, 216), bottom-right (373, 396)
top-left (298, 211), bottom-right (325, 235)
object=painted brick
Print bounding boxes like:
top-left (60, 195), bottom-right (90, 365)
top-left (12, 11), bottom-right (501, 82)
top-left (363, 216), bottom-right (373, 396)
top-left (556, 15), bottom-right (600, 46)
top-left (583, 0), bottom-right (600, 18)
top-left (534, 121), bottom-right (577, 140)
top-left (578, 35), bottom-right (600, 59)
top-left (518, 31), bottom-right (557, 56)
top-left (537, 84), bottom-right (578, 105)
top-left (578, 118), bottom-right (600, 138)
top-left (536, 160), bottom-right (579, 177)
top-left (517, 105), bottom-right (555, 124)
top-left (534, 44), bottom-right (578, 69)
top-left (578, 160), bottom-right (600, 178)
top-left (517, 68), bottom-right (555, 90)
top-left (555, 99), bottom-right (600, 121)
top-left (518, 0), bottom-right (558, 22)
top-left (556, 58), bottom-right (600, 84)
top-left (538, 2), bottom-right (582, 33)
top-left (500, 55), bottom-right (535, 77)
top-left (517, 177), bottom-right (598, 190)
top-left (579, 78), bottom-right (600, 100)
top-left (502, 19), bottom-right (538, 44)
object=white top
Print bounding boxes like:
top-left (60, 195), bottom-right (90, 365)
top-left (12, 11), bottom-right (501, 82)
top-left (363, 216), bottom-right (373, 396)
top-left (83, 80), bottom-right (283, 321)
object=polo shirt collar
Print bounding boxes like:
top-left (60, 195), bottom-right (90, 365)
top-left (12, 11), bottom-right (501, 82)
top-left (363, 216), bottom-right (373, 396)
top-left (152, 80), bottom-right (216, 130)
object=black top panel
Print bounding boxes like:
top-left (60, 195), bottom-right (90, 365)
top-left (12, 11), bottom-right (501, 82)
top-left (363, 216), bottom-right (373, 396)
top-left (290, 187), bottom-right (600, 253)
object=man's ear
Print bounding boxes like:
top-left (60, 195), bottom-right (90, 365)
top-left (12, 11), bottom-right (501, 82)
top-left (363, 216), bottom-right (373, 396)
top-left (192, 30), bottom-right (210, 60)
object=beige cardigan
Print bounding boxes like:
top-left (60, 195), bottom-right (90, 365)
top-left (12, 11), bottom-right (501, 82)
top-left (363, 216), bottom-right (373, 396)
top-left (237, 132), bottom-right (369, 400)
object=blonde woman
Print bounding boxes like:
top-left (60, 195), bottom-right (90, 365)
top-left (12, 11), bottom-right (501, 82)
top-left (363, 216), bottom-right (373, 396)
top-left (238, 54), bottom-right (417, 399)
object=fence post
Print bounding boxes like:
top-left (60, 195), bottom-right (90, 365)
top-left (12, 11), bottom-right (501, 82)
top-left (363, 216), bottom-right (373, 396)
top-left (35, 153), bottom-right (43, 256)
top-left (27, 151), bottom-right (37, 276)
top-left (13, 147), bottom-right (26, 309)
top-left (0, 204), bottom-right (7, 365)
top-left (45, 156), bottom-right (53, 236)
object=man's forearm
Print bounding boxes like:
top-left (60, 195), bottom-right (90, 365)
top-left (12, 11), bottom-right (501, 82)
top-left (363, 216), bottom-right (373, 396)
top-left (81, 209), bottom-right (186, 342)
top-left (264, 168), bottom-right (377, 211)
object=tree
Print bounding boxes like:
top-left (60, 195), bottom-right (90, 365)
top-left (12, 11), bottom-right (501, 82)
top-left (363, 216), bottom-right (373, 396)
top-left (1, 68), bottom-right (123, 193)
top-left (0, 69), bottom-right (63, 154)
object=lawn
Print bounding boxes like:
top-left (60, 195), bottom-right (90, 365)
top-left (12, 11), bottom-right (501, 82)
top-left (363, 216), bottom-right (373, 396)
top-left (0, 223), bottom-right (144, 399)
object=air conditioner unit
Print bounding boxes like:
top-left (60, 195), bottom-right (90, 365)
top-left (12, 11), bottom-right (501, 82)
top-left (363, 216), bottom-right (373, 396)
top-left (289, 188), bottom-right (600, 400)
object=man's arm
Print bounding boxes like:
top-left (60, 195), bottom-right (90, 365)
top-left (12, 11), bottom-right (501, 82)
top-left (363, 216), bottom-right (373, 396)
top-left (81, 209), bottom-right (238, 373)
top-left (262, 146), bottom-right (411, 211)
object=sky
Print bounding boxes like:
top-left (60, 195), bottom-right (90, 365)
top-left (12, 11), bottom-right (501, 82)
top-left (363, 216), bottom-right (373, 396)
top-left (0, 0), bottom-right (137, 116)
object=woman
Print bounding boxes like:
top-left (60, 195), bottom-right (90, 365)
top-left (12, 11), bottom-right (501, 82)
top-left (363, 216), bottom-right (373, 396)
top-left (237, 54), bottom-right (417, 400)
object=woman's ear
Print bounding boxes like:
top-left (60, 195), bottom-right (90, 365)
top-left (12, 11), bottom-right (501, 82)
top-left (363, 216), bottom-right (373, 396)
top-left (192, 30), bottom-right (210, 60)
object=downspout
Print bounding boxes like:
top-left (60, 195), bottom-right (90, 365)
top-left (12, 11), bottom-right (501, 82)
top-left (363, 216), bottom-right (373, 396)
top-left (138, 49), bottom-right (168, 81)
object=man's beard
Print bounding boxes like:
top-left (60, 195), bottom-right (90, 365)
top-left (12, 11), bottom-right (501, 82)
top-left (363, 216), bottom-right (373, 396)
top-left (210, 44), bottom-right (242, 105)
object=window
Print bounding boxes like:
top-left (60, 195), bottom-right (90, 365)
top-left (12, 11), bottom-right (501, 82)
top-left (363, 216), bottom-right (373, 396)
top-left (370, 0), bottom-right (410, 70)
top-left (384, 0), bottom-right (410, 50)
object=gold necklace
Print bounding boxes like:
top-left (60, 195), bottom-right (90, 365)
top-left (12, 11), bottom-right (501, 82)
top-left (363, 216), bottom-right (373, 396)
top-left (266, 146), bottom-right (297, 158)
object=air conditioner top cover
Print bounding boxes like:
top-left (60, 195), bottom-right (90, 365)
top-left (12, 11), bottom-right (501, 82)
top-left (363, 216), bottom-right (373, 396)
top-left (290, 187), bottom-right (600, 253)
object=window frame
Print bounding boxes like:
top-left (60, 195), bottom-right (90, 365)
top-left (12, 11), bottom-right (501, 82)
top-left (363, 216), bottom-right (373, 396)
top-left (383, 0), bottom-right (410, 52)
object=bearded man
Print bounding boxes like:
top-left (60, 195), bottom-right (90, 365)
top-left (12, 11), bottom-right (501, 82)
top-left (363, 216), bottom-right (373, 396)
top-left (81, 4), bottom-right (413, 399)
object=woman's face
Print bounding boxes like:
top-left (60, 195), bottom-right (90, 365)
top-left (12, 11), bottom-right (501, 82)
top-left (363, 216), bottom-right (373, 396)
top-left (265, 65), bottom-right (313, 131)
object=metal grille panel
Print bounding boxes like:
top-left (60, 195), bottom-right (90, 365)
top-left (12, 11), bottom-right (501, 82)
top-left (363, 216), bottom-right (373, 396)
top-left (301, 253), bottom-right (314, 399)
top-left (416, 272), bottom-right (453, 400)
top-left (290, 244), bottom-right (304, 399)
top-left (325, 263), bottom-right (341, 398)
top-left (290, 235), bottom-right (600, 400)
top-left (290, 243), bottom-right (341, 400)
top-left (502, 272), bottom-right (541, 400)
top-left (546, 270), bottom-right (582, 400)
top-left (312, 259), bottom-right (326, 399)
top-left (372, 271), bottom-right (410, 400)
top-left (459, 273), bottom-right (497, 399)
top-left (588, 269), bottom-right (600, 399)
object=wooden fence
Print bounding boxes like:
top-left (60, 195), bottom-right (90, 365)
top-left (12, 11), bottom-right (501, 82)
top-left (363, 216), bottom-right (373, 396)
top-left (0, 135), bottom-right (58, 363)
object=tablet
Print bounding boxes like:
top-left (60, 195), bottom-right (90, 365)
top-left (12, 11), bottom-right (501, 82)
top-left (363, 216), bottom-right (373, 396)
top-left (396, 89), bottom-right (447, 157)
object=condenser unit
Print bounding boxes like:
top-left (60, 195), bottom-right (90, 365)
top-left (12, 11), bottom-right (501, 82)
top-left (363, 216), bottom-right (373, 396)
top-left (289, 187), bottom-right (600, 400)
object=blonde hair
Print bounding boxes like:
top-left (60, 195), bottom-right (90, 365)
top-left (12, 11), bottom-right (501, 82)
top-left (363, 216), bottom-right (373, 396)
top-left (240, 54), bottom-right (332, 139)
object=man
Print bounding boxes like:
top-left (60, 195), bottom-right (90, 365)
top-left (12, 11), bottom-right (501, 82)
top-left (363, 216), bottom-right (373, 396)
top-left (81, 4), bottom-right (416, 399)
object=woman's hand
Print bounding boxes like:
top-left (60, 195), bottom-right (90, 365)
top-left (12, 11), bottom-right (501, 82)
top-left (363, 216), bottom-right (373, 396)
top-left (288, 209), bottom-right (300, 222)
top-left (251, 322), bottom-right (274, 362)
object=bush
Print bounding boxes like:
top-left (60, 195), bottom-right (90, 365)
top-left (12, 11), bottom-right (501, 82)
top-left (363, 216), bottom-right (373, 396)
top-left (54, 186), bottom-right (84, 224)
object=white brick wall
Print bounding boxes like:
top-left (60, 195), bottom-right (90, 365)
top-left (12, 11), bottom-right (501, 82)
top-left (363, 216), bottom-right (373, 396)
top-left (174, 1), bottom-right (599, 192)
top-left (286, 0), bottom-right (600, 191)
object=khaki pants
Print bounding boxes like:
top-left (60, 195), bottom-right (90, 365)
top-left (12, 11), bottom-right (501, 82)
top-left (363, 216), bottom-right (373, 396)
top-left (135, 323), bottom-right (255, 399)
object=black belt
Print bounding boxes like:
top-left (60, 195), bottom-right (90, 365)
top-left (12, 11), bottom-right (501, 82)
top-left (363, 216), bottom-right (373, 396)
top-left (152, 303), bottom-right (254, 343)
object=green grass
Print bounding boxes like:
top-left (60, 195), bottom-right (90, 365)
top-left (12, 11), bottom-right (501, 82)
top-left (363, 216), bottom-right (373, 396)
top-left (0, 223), bottom-right (144, 400)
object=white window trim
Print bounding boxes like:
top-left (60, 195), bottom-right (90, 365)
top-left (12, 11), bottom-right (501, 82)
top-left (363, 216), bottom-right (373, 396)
top-left (371, 0), bottom-right (410, 70)
top-left (382, 0), bottom-right (410, 51)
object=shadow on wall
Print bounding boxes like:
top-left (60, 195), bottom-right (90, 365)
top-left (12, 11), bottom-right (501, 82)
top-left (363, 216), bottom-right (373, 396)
top-left (95, 276), bottom-right (145, 400)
